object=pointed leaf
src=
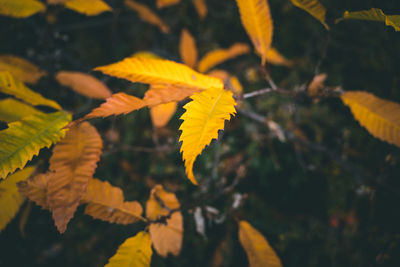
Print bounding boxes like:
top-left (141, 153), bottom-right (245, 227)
top-left (0, 71), bottom-right (61, 110)
top-left (146, 185), bottom-right (183, 257)
top-left (56, 71), bottom-right (112, 99)
top-left (179, 87), bottom-right (236, 184)
top-left (157, 0), bottom-right (179, 9)
top-left (235, 0), bottom-right (273, 65)
top-left (105, 231), bottom-right (152, 267)
top-left (180, 29), bottom-right (198, 69)
top-left (0, 111), bottom-right (71, 179)
top-left (18, 172), bottom-right (51, 209)
top-left (95, 57), bottom-right (223, 91)
top-left (0, 55), bottom-right (47, 84)
top-left (192, 0), bottom-right (207, 19)
top-left (0, 98), bottom-right (42, 123)
top-left (82, 178), bottom-right (143, 224)
top-left (47, 122), bottom-right (103, 233)
top-left (150, 102), bottom-right (177, 128)
top-left (0, 167), bottom-right (35, 232)
top-left (198, 43), bottom-right (250, 73)
top-left (0, 0), bottom-right (45, 18)
top-left (125, 0), bottom-right (169, 33)
top-left (338, 8), bottom-right (400, 31)
top-left (341, 91), bottom-right (400, 147)
top-left (307, 73), bottom-right (327, 97)
top-left (290, 0), bottom-right (329, 29)
top-left (62, 0), bottom-right (111, 16)
top-left (143, 84), bottom-right (201, 107)
top-left (238, 220), bottom-right (282, 267)
top-left (266, 47), bottom-right (293, 67)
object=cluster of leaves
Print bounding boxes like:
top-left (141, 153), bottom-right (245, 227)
top-left (0, 0), bottom-right (399, 266)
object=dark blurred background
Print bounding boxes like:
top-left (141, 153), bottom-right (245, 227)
top-left (1, 0), bottom-right (400, 266)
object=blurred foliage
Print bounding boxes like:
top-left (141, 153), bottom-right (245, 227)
top-left (0, 0), bottom-right (400, 266)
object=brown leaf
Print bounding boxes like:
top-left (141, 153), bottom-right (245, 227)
top-left (308, 73), bottom-right (327, 97)
top-left (46, 122), bottom-right (103, 233)
top-left (146, 185), bottom-right (183, 257)
top-left (180, 29), bottom-right (198, 69)
top-left (82, 178), bottom-right (143, 224)
top-left (55, 71), bottom-right (112, 99)
top-left (18, 173), bottom-right (51, 209)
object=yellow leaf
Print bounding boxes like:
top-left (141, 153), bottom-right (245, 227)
top-left (238, 220), bottom-right (282, 267)
top-left (0, 98), bottom-right (42, 123)
top-left (266, 48), bottom-right (293, 67)
top-left (192, 0), bottom-right (207, 19)
top-left (198, 43), bottom-right (250, 73)
top-left (95, 57), bottom-right (223, 91)
top-left (82, 178), bottom-right (143, 224)
top-left (180, 29), bottom-right (198, 69)
top-left (18, 173), bottom-right (51, 209)
top-left (208, 70), bottom-right (243, 96)
top-left (290, 0), bottom-right (329, 30)
top-left (62, 0), bottom-right (111, 16)
top-left (341, 91), bottom-right (400, 147)
top-left (47, 122), bottom-right (103, 233)
top-left (125, 0), bottom-right (170, 33)
top-left (338, 8), bottom-right (400, 31)
top-left (131, 51), bottom-right (162, 59)
top-left (0, 167), bottom-right (35, 232)
top-left (146, 185), bottom-right (183, 257)
top-left (0, 71), bottom-right (61, 110)
top-left (150, 102), bottom-right (177, 128)
top-left (0, 0), bottom-right (45, 18)
top-left (56, 71), bottom-right (112, 99)
top-left (235, 0), bottom-right (273, 65)
top-left (157, 0), bottom-right (179, 9)
top-left (179, 87), bottom-right (236, 184)
top-left (0, 55), bottom-right (47, 84)
top-left (105, 231), bottom-right (152, 267)
top-left (0, 111), bottom-right (71, 179)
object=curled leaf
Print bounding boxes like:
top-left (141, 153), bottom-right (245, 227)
top-left (0, 55), bottom-right (47, 84)
top-left (338, 8), bottom-right (400, 31)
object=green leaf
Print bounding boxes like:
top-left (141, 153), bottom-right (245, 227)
top-left (0, 111), bottom-right (71, 179)
top-left (0, 98), bottom-right (43, 123)
top-left (0, 71), bottom-right (61, 110)
top-left (337, 8), bottom-right (400, 31)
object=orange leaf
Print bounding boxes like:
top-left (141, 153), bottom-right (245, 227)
top-left (56, 71), bottom-right (112, 100)
top-left (18, 173), bottom-right (51, 209)
top-left (266, 48), bottom-right (293, 67)
top-left (198, 43), bottom-right (250, 73)
top-left (239, 220), bottom-right (282, 267)
top-left (46, 122), bottom-right (103, 233)
top-left (180, 29), bottom-right (198, 69)
top-left (208, 70), bottom-right (243, 96)
top-left (150, 102), bottom-right (178, 128)
top-left (146, 185), bottom-right (183, 257)
top-left (192, 0), bottom-right (207, 19)
top-left (308, 73), bottom-right (327, 97)
top-left (235, 0), bottom-right (273, 65)
top-left (82, 178), bottom-right (143, 224)
top-left (0, 55), bottom-right (47, 84)
top-left (124, 0), bottom-right (169, 33)
top-left (143, 84), bottom-right (201, 107)
top-left (157, 0), bottom-right (180, 9)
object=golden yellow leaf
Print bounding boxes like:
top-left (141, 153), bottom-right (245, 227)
top-left (192, 0), bottom-right (207, 19)
top-left (266, 48), bottom-right (293, 67)
top-left (150, 102), bottom-right (177, 128)
top-left (82, 178), bottom-right (143, 224)
top-left (308, 73), bottom-right (327, 97)
top-left (0, 111), bottom-right (71, 179)
top-left (238, 220), bottom-right (282, 267)
top-left (208, 70), bottom-right (243, 96)
top-left (0, 0), bottom-right (45, 18)
top-left (157, 0), bottom-right (179, 9)
top-left (95, 57), bottom-right (223, 91)
top-left (62, 0), bottom-right (111, 16)
top-left (198, 43), bottom-right (250, 73)
top-left (125, 0), bottom-right (170, 33)
top-left (235, 0), bottom-right (273, 65)
top-left (0, 98), bottom-right (42, 123)
top-left (46, 122), bottom-right (103, 233)
top-left (290, 0), bottom-right (329, 30)
top-left (341, 91), bottom-right (400, 147)
top-left (105, 231), bottom-right (152, 267)
top-left (18, 173), bottom-right (51, 209)
top-left (131, 51), bottom-right (162, 59)
top-left (179, 87), bottom-right (236, 184)
top-left (0, 71), bottom-right (61, 110)
top-left (56, 71), bottom-right (112, 99)
top-left (146, 185), bottom-right (183, 257)
top-left (0, 167), bottom-right (35, 232)
top-left (338, 8), bottom-right (400, 31)
top-left (0, 55), bottom-right (46, 84)
top-left (180, 29), bottom-right (198, 69)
